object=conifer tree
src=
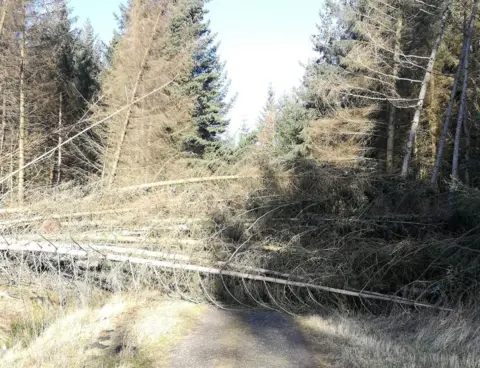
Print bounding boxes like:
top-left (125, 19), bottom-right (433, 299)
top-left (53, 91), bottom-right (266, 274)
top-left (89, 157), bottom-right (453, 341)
top-left (275, 92), bottom-right (310, 154)
top-left (179, 0), bottom-right (232, 156)
top-left (257, 85), bottom-right (277, 150)
top-left (98, 0), bottom-right (196, 187)
top-left (74, 20), bottom-right (102, 104)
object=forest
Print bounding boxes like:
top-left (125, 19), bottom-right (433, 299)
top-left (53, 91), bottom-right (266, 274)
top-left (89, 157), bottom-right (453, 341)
top-left (0, 0), bottom-right (480, 367)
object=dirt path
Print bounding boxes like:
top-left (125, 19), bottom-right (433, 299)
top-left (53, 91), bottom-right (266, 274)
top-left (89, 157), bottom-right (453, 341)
top-left (171, 307), bottom-right (317, 368)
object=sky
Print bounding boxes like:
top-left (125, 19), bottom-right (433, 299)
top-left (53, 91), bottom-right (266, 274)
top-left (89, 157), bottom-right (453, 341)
top-left (69, 0), bottom-right (321, 135)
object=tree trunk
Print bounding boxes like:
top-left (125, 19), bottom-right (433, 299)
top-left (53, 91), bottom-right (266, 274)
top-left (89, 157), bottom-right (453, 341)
top-left (430, 13), bottom-right (470, 185)
top-left (0, 0), bottom-right (8, 37)
top-left (463, 103), bottom-right (470, 186)
top-left (106, 10), bottom-right (163, 188)
top-left (18, 25), bottom-right (26, 205)
top-left (9, 133), bottom-right (14, 192)
top-left (451, 0), bottom-right (478, 187)
top-left (386, 13), bottom-right (402, 173)
top-left (401, 0), bottom-right (451, 178)
top-left (0, 90), bottom-right (5, 191)
top-left (56, 93), bottom-right (62, 186)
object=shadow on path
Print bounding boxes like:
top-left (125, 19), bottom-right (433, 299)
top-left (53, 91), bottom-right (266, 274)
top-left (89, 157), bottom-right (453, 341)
top-left (171, 306), bottom-right (317, 368)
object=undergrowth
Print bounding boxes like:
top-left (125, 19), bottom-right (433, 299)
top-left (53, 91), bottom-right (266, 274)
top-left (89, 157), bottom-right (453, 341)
top-left (1, 153), bottom-right (479, 312)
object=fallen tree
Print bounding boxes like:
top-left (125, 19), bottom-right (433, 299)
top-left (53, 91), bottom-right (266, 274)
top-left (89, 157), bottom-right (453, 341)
top-left (0, 238), bottom-right (451, 311)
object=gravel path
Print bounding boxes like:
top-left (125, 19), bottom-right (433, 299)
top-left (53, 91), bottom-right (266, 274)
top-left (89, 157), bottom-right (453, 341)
top-left (171, 307), bottom-right (317, 368)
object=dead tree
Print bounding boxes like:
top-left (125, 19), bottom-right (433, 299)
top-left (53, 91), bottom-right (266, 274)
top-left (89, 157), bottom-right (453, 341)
top-left (106, 8), bottom-right (164, 188)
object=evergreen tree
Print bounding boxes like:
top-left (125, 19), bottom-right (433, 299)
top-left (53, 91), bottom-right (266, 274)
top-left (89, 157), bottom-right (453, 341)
top-left (74, 20), bottom-right (102, 104)
top-left (180, 0), bottom-right (232, 156)
top-left (97, 0), bottom-right (196, 187)
top-left (275, 92), bottom-right (310, 154)
top-left (257, 84), bottom-right (277, 150)
top-left (258, 84), bottom-right (276, 124)
top-left (106, 1), bottom-right (131, 67)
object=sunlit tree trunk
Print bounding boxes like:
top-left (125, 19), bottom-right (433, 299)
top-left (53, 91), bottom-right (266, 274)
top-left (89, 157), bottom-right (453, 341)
top-left (401, 0), bottom-right (451, 178)
top-left (430, 13), bottom-right (469, 185)
top-left (9, 134), bottom-right (14, 192)
top-left (18, 17), bottom-right (26, 204)
top-left (0, 0), bottom-right (8, 37)
top-left (56, 93), bottom-right (62, 185)
top-left (0, 90), bottom-right (5, 191)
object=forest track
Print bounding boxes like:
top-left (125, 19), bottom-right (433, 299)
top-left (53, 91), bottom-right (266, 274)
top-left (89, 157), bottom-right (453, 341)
top-left (171, 306), bottom-right (317, 368)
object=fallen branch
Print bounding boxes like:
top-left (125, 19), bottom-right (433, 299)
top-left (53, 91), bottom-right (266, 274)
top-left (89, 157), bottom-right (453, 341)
top-left (115, 175), bottom-right (254, 193)
top-left (0, 214), bottom-right (207, 228)
top-left (4, 234), bottom-right (203, 246)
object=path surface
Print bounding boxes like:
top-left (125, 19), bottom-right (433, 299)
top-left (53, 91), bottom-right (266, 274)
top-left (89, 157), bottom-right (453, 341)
top-left (171, 307), bottom-right (317, 368)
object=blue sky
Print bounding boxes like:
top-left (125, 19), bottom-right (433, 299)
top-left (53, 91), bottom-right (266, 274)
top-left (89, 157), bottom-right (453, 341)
top-left (69, 0), bottom-right (321, 135)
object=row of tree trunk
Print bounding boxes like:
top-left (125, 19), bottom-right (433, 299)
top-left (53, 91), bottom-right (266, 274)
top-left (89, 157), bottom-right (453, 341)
top-left (400, 0), bottom-right (479, 187)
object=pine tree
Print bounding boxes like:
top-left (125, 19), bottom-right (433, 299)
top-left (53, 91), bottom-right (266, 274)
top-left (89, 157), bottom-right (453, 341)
top-left (98, 0), bottom-right (196, 187)
top-left (257, 85), bottom-right (277, 150)
top-left (275, 92), bottom-right (310, 154)
top-left (180, 0), bottom-right (232, 156)
top-left (74, 20), bottom-right (102, 104)
top-left (106, 1), bottom-right (131, 67)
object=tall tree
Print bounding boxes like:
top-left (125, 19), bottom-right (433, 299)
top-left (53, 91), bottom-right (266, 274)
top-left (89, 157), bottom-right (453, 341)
top-left (74, 19), bottom-right (102, 104)
top-left (450, 0), bottom-right (479, 186)
top-left (257, 84), bottom-right (277, 150)
top-left (99, 0), bottom-right (195, 187)
top-left (401, 0), bottom-right (452, 177)
top-left (17, 1), bottom-right (26, 203)
top-left (180, 0), bottom-right (232, 156)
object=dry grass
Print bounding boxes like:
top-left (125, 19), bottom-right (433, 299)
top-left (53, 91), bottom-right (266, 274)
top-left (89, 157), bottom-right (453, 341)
top-left (1, 279), bottom-right (478, 368)
top-left (0, 288), bottom-right (206, 368)
top-left (297, 309), bottom-right (480, 368)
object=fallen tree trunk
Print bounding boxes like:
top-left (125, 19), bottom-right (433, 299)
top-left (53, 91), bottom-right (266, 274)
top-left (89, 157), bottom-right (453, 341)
top-left (0, 215), bottom-right (207, 229)
top-left (0, 239), bottom-right (451, 311)
top-left (115, 175), bottom-right (254, 193)
top-left (0, 238), bottom-right (321, 282)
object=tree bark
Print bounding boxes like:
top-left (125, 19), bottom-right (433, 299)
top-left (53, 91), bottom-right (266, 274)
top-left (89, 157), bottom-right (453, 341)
top-left (386, 13), bottom-right (403, 173)
top-left (401, 0), bottom-right (451, 178)
top-left (8, 132), bottom-right (14, 191)
top-left (56, 93), bottom-right (62, 186)
top-left (451, 0), bottom-right (478, 187)
top-left (106, 10), bottom-right (163, 188)
top-left (463, 102), bottom-right (470, 185)
top-left (18, 23), bottom-right (26, 205)
top-left (0, 89), bottom-right (5, 191)
top-left (0, 90), bottom-right (5, 191)
top-left (0, 0), bottom-right (8, 37)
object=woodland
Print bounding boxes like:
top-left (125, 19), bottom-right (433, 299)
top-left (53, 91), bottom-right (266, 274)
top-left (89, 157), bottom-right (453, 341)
top-left (0, 0), bottom-right (480, 366)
